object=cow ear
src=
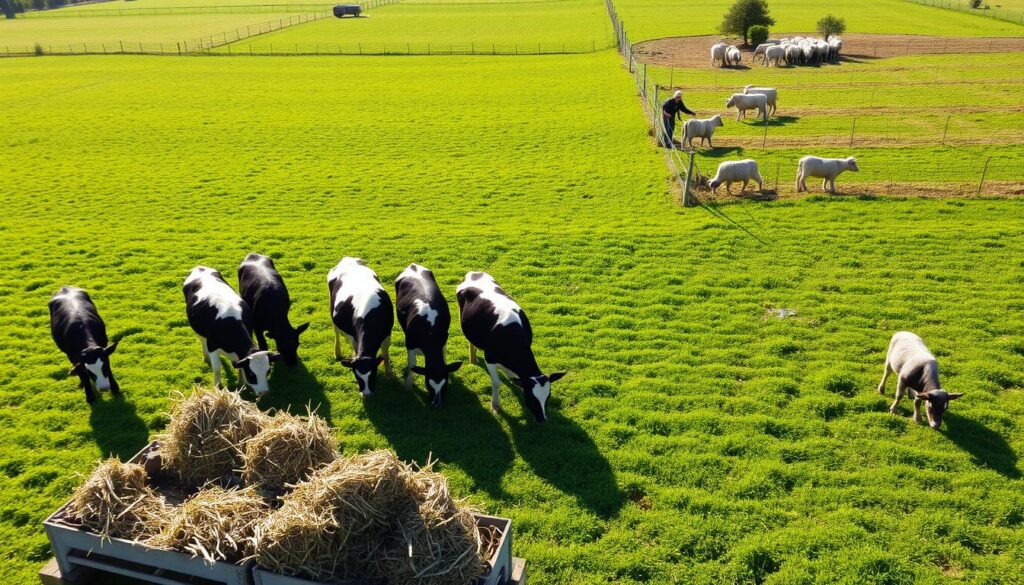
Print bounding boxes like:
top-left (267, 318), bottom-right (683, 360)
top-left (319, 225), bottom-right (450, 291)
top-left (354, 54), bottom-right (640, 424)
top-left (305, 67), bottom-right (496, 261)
top-left (233, 357), bottom-right (251, 368)
top-left (268, 351), bottom-right (281, 362)
top-left (68, 363), bottom-right (82, 377)
top-left (295, 322), bottom-right (310, 335)
top-left (105, 339), bottom-right (120, 355)
top-left (548, 372), bottom-right (567, 383)
top-left (410, 366), bottom-right (428, 376)
top-left (339, 358), bottom-right (355, 368)
top-left (447, 361), bottom-right (463, 373)
top-left (947, 393), bottom-right (964, 400)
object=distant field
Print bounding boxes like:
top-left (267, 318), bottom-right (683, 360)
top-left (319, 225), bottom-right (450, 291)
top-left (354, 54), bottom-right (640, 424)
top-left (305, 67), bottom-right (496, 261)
top-left (216, 0), bottom-right (615, 52)
top-left (0, 12), bottom-right (309, 48)
top-left (612, 0), bottom-right (1024, 41)
top-left (48, 0), bottom-right (333, 10)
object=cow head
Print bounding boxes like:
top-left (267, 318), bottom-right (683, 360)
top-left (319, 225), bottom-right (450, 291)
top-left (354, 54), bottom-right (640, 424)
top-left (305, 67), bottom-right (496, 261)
top-left (846, 157), bottom-right (860, 172)
top-left (410, 362), bottom-right (463, 408)
top-left (340, 356), bottom-right (385, 397)
top-left (514, 372), bottom-right (566, 423)
top-left (70, 341), bottom-right (119, 391)
top-left (233, 350), bottom-right (280, 396)
top-left (916, 390), bottom-right (963, 430)
top-left (267, 322), bottom-right (310, 367)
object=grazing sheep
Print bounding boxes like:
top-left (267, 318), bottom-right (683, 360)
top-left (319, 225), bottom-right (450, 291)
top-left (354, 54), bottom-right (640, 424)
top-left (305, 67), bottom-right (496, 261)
top-left (785, 44), bottom-right (802, 65)
top-left (708, 159), bottom-right (763, 194)
top-left (801, 44), bottom-right (815, 64)
top-left (828, 37), bottom-right (843, 61)
top-left (752, 43), bottom-right (769, 64)
top-left (726, 45), bottom-right (742, 66)
top-left (682, 115), bottom-right (724, 149)
top-left (764, 45), bottom-right (785, 66)
top-left (711, 42), bottom-right (728, 67)
top-left (878, 331), bottom-right (962, 429)
top-left (743, 85), bottom-right (777, 116)
top-left (795, 156), bottom-right (859, 193)
top-left (725, 93), bottom-right (768, 121)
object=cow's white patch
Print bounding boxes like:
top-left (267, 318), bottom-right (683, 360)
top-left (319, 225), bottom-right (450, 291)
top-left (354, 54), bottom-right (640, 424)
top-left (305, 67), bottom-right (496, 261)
top-left (356, 370), bottom-right (372, 396)
top-left (84, 359), bottom-right (110, 391)
top-left (186, 267), bottom-right (244, 320)
top-left (456, 272), bottom-right (521, 327)
top-left (329, 257), bottom-right (384, 319)
top-left (397, 263), bottom-right (428, 282)
top-left (428, 379), bottom-right (446, 394)
top-left (413, 299), bottom-right (438, 327)
top-left (246, 351), bottom-right (272, 395)
top-left (530, 378), bottom-right (551, 418)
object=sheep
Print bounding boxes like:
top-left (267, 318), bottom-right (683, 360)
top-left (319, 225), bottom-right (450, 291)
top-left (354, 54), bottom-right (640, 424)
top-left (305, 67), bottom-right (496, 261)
top-left (743, 85), bottom-right (777, 116)
top-left (795, 156), bottom-right (859, 193)
top-left (785, 44), bottom-right (802, 65)
top-left (726, 45), bottom-right (742, 66)
top-left (682, 115), bottom-right (724, 149)
top-left (878, 331), bottom-right (962, 429)
top-left (752, 43), bottom-right (769, 64)
top-left (828, 38), bottom-right (843, 61)
top-left (711, 42), bottom-right (728, 67)
top-left (725, 93), bottom-right (768, 121)
top-left (801, 44), bottom-right (815, 64)
top-left (708, 159), bottom-right (763, 195)
top-left (764, 45), bottom-right (785, 66)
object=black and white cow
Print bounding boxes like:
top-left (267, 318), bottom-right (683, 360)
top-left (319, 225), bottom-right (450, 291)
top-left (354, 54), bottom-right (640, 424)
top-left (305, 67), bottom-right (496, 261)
top-left (238, 253), bottom-right (309, 367)
top-left (395, 264), bottom-right (462, 408)
top-left (878, 331), bottom-right (962, 430)
top-left (328, 257), bottom-right (395, 397)
top-left (456, 272), bottom-right (565, 423)
top-left (183, 266), bottom-right (279, 395)
top-left (49, 286), bottom-right (120, 404)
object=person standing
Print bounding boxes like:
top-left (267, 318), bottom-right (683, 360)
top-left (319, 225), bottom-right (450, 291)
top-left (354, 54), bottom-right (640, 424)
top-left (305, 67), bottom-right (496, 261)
top-left (661, 90), bottom-right (695, 147)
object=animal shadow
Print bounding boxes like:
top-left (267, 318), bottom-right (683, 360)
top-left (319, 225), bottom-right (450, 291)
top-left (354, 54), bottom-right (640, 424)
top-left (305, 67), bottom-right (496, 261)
top-left (943, 413), bottom-right (1019, 479)
top-left (89, 395), bottom-right (150, 460)
top-left (699, 145), bottom-right (744, 158)
top-left (744, 115), bottom-right (800, 128)
top-left (261, 361), bottom-right (333, 424)
top-left (363, 374), bottom-right (514, 499)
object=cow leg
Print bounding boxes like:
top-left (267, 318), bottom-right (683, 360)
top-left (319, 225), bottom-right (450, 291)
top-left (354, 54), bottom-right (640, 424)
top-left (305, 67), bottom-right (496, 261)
top-left (912, 393), bottom-right (924, 424)
top-left (381, 336), bottom-right (395, 379)
top-left (829, 178), bottom-right (837, 194)
top-left (405, 349), bottom-right (416, 389)
top-left (201, 338), bottom-right (211, 365)
top-left (109, 373), bottom-right (120, 396)
top-left (889, 378), bottom-right (905, 414)
top-left (255, 329), bottom-right (268, 351)
top-left (821, 178), bottom-right (828, 192)
top-left (469, 342), bottom-right (477, 365)
top-left (877, 362), bottom-right (891, 395)
top-left (79, 371), bottom-right (96, 404)
top-left (334, 328), bottom-right (344, 361)
top-left (484, 362), bottom-right (502, 412)
top-left (210, 350), bottom-right (223, 388)
top-left (740, 179), bottom-right (749, 193)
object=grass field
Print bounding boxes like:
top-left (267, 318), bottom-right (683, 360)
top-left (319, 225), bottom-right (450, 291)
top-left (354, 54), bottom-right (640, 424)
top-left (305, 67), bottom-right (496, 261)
top-left (0, 12), bottom-right (310, 48)
top-left (215, 0), bottom-right (614, 52)
top-left (612, 0), bottom-right (1024, 41)
top-left (3, 51), bottom-right (1024, 584)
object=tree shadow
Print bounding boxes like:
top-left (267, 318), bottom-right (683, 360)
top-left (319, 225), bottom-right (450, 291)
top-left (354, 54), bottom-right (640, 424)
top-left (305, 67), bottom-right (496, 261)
top-left (943, 413), bottom-right (1019, 479)
top-left (89, 395), bottom-right (150, 461)
top-left (496, 378), bottom-right (624, 519)
top-left (259, 361), bottom-right (332, 424)
top-left (363, 375), bottom-right (514, 499)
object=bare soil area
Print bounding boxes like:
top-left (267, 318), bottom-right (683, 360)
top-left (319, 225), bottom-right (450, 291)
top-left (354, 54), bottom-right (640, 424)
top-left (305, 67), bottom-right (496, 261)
top-left (634, 34), bottom-right (1024, 68)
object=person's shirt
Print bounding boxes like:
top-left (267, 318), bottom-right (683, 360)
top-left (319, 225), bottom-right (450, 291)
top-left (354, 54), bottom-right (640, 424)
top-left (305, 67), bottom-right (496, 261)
top-left (661, 97), bottom-right (695, 119)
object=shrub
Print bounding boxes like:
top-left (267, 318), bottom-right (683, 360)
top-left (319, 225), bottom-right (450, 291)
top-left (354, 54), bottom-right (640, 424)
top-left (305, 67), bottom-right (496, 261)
top-left (719, 0), bottom-right (775, 46)
top-left (816, 14), bottom-right (847, 39)
top-left (970, 0), bottom-right (982, 8)
top-left (34, 43), bottom-right (43, 56)
top-left (749, 25), bottom-right (770, 48)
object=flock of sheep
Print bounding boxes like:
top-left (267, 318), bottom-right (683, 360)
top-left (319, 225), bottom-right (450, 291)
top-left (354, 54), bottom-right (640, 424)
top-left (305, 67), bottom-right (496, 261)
top-left (712, 36), bottom-right (843, 68)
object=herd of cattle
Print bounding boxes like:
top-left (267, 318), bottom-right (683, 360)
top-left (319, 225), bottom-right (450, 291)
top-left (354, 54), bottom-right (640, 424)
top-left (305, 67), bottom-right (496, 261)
top-left (49, 255), bottom-right (564, 422)
top-left (712, 36), bottom-right (844, 68)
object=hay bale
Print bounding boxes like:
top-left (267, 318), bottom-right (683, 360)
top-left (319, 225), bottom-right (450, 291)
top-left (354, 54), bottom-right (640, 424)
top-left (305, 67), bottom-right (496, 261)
top-left (150, 485), bottom-right (268, 564)
top-left (255, 450), bottom-right (407, 580)
top-left (160, 386), bottom-right (268, 486)
top-left (68, 458), bottom-right (167, 541)
top-left (242, 410), bottom-right (337, 494)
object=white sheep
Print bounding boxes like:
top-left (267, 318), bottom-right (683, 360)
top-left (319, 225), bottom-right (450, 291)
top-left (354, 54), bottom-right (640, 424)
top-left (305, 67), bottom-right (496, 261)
top-left (708, 159), bottom-right (763, 194)
top-left (682, 115), bottom-right (724, 149)
top-left (785, 44), bottom-right (802, 65)
top-left (795, 156), bottom-right (859, 193)
top-left (764, 45), bottom-right (785, 66)
top-left (711, 42), bottom-right (728, 67)
top-left (726, 45), bottom-right (742, 66)
top-left (743, 85), bottom-right (777, 116)
top-left (828, 38), bottom-right (843, 61)
top-left (752, 43), bottom-right (769, 64)
top-left (726, 93), bottom-right (768, 121)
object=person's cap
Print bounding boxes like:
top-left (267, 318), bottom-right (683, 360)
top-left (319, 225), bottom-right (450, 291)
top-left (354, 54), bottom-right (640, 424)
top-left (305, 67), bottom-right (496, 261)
top-left (674, 90), bottom-right (683, 98)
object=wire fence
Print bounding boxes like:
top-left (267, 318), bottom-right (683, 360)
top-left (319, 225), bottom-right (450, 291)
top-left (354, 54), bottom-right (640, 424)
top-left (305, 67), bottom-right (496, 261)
top-left (16, 3), bottom-right (333, 17)
top-left (218, 39), bottom-right (614, 54)
top-left (905, 0), bottom-right (1024, 25)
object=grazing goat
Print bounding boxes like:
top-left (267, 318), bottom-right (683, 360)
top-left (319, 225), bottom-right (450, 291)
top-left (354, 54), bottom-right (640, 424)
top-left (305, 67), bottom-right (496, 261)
top-left (878, 332), bottom-right (962, 429)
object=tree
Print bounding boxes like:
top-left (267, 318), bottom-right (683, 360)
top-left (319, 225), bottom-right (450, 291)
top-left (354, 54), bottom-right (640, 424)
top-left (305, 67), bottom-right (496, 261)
top-left (816, 14), bottom-right (846, 39)
top-left (719, 0), bottom-right (775, 47)
top-left (749, 25), bottom-right (770, 48)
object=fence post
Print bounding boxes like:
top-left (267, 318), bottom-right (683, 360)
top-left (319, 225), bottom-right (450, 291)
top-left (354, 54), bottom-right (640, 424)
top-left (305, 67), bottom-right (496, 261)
top-left (668, 67), bottom-right (673, 89)
top-left (977, 157), bottom-right (991, 196)
top-left (138, 42), bottom-right (142, 54)
top-left (775, 162), bottom-right (780, 192)
top-left (641, 64), bottom-right (647, 98)
top-left (120, 40), bottom-right (124, 53)
top-left (682, 149), bottom-right (696, 207)
top-left (763, 114), bottom-right (769, 148)
top-left (849, 117), bottom-right (857, 147)
top-left (941, 115), bottom-right (951, 146)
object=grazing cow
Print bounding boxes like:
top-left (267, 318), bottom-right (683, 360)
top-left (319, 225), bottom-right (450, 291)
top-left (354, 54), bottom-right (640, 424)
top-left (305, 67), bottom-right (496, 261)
top-left (395, 264), bottom-right (462, 408)
top-left (238, 253), bottom-right (309, 367)
top-left (878, 331), bottom-right (962, 429)
top-left (183, 266), bottom-right (279, 395)
top-left (49, 286), bottom-right (120, 404)
top-left (328, 257), bottom-right (395, 397)
top-left (456, 272), bottom-right (565, 423)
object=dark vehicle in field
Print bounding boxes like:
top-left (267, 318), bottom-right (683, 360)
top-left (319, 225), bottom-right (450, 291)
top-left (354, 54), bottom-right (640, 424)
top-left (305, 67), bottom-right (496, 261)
top-left (333, 4), bottom-right (361, 17)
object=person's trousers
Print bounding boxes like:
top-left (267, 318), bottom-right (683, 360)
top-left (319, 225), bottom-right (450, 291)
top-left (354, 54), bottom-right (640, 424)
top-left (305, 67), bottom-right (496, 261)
top-left (662, 115), bottom-right (675, 147)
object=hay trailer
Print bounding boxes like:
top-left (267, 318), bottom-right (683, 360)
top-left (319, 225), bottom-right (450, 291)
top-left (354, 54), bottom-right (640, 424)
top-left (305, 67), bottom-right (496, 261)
top-left (40, 441), bottom-right (527, 585)
top-left (332, 4), bottom-right (361, 17)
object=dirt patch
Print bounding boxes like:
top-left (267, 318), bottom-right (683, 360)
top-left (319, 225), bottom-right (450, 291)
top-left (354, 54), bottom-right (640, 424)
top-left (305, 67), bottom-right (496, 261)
top-left (683, 180), bottom-right (1024, 204)
top-left (633, 34), bottom-right (1024, 69)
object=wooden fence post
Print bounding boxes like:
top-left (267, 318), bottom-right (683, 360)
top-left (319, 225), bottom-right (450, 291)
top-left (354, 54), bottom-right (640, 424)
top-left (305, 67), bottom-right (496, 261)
top-left (849, 117), bottom-right (857, 147)
top-left (941, 115), bottom-right (951, 146)
top-left (683, 149), bottom-right (696, 207)
top-left (977, 157), bottom-right (991, 196)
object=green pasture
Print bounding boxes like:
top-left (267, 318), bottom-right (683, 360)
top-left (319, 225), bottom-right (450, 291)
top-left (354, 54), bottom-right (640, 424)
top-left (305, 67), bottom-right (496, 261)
top-left (215, 0), bottom-right (614, 51)
top-left (0, 12), bottom-right (309, 48)
top-left (2, 52), bottom-right (1024, 585)
top-left (613, 0), bottom-right (1024, 41)
top-left (43, 0), bottom-right (334, 11)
